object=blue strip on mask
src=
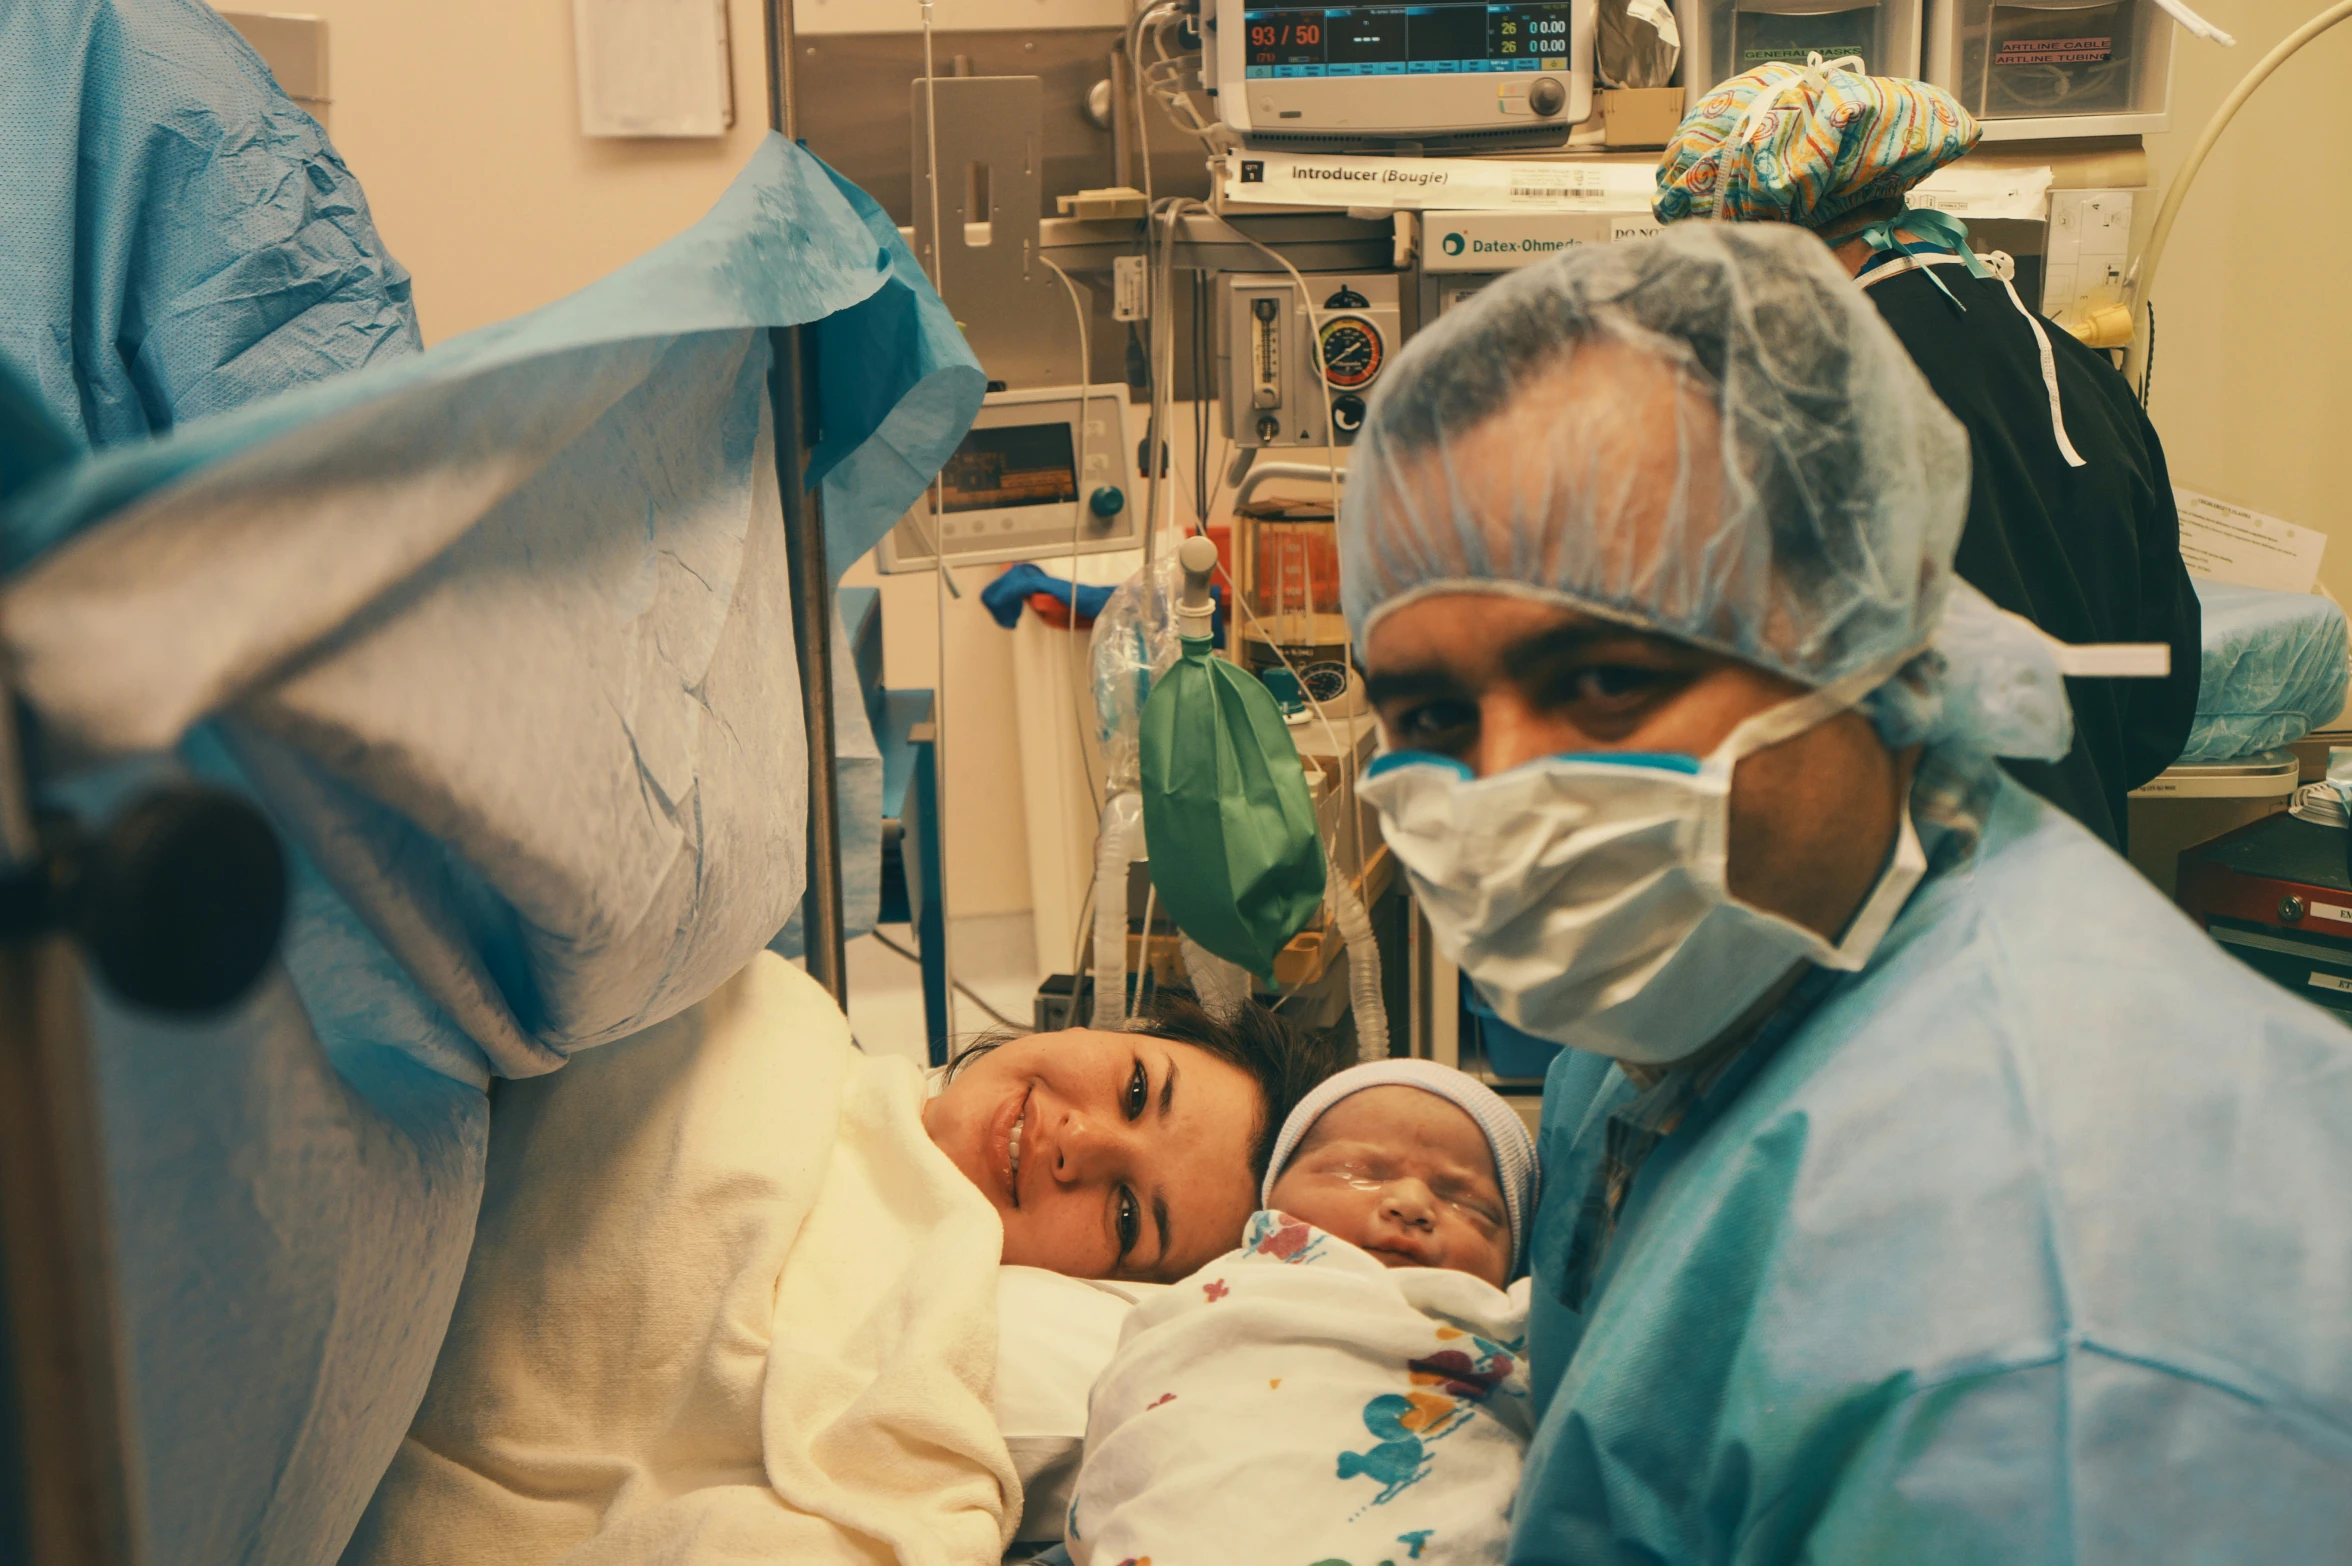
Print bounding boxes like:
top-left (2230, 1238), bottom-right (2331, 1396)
top-left (1557, 751), bottom-right (1704, 774)
top-left (1367, 749), bottom-right (1702, 780)
top-left (1367, 750), bottom-right (1473, 780)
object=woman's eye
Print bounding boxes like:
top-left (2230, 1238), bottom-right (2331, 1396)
top-left (1125, 1060), bottom-right (1148, 1119)
top-left (1116, 1188), bottom-right (1141, 1255)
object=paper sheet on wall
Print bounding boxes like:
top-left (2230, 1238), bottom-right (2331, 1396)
top-left (573, 0), bottom-right (734, 137)
top-left (2174, 487), bottom-right (2329, 596)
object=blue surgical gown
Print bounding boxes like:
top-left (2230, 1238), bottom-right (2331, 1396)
top-left (1515, 771), bottom-right (2352, 1563)
top-left (0, 0), bottom-right (421, 451)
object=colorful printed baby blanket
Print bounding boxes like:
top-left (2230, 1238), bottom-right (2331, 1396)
top-left (1070, 1210), bottom-right (1531, 1565)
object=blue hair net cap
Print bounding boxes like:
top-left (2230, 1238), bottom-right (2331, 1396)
top-left (1865, 582), bottom-right (2073, 760)
top-left (1341, 223), bottom-right (2071, 761)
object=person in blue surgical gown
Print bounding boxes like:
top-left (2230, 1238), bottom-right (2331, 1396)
top-left (1342, 224), bottom-right (2352, 1562)
top-left (1, 0), bottom-right (420, 450)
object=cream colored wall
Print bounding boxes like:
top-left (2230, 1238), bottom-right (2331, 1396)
top-left (2134, 0), bottom-right (2352, 602)
top-left (296, 0), bottom-right (775, 343)
top-left (294, 0), bottom-right (1063, 918)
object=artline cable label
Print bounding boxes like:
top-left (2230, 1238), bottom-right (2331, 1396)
top-left (1995, 35), bottom-right (2113, 64)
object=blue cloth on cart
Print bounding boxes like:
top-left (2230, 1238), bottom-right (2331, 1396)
top-left (0, 0), bottom-right (422, 452)
top-left (2179, 576), bottom-right (2350, 763)
top-left (0, 133), bottom-right (980, 1566)
top-left (981, 563), bottom-right (1121, 627)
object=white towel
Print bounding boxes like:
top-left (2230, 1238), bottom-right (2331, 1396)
top-left (344, 953), bottom-right (1018, 1565)
top-left (1071, 1211), bottom-right (1532, 1566)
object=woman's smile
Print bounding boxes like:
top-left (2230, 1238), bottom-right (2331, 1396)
top-left (990, 1083), bottom-right (1034, 1210)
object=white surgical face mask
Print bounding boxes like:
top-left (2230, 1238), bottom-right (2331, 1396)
top-left (1361, 665), bottom-right (1926, 1066)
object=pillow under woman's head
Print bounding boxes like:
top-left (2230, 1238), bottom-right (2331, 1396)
top-left (922, 993), bottom-right (1349, 1282)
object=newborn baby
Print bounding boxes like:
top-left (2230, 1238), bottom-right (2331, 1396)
top-left (1068, 1060), bottom-right (1537, 1565)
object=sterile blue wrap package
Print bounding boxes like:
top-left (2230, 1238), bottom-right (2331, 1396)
top-left (0, 0), bottom-right (422, 451)
top-left (1, 133), bottom-right (981, 1566)
top-left (2178, 577), bottom-right (2351, 763)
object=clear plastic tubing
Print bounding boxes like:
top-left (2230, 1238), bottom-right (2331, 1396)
top-left (1326, 863), bottom-right (1389, 1060)
top-left (1092, 790), bottom-right (1143, 1028)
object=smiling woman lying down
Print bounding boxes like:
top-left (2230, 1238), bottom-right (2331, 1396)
top-left (344, 954), bottom-right (1343, 1566)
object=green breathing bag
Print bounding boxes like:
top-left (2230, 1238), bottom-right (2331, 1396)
top-left (1137, 537), bottom-right (1327, 981)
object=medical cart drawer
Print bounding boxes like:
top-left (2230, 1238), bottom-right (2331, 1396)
top-left (2205, 921), bottom-right (2352, 1017)
top-left (2176, 811), bottom-right (2352, 1021)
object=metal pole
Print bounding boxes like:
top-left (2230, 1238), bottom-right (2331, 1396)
top-left (761, 0), bottom-right (849, 1002)
top-left (0, 707), bottom-right (145, 1566)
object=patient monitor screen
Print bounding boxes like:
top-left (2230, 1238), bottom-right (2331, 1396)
top-left (1243, 0), bottom-right (1575, 77)
top-left (939, 423), bottom-right (1079, 513)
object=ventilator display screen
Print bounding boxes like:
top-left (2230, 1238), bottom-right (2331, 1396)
top-left (938, 423), bottom-right (1079, 513)
top-left (1243, 0), bottom-right (1573, 78)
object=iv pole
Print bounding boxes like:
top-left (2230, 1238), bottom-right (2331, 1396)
top-left (761, 0), bottom-right (850, 1004)
top-left (0, 719), bottom-right (143, 1566)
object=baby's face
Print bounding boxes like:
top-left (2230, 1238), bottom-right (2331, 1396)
top-left (1264, 1086), bottom-right (1510, 1288)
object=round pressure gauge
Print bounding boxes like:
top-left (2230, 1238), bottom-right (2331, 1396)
top-left (1300, 660), bottom-right (1353, 705)
top-left (1317, 315), bottom-right (1385, 390)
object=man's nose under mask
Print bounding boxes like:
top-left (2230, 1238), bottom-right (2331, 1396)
top-left (1360, 669), bottom-right (1925, 1066)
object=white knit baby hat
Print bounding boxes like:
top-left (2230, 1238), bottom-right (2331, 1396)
top-left (1261, 1058), bottom-right (1539, 1272)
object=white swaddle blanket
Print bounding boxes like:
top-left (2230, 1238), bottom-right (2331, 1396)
top-left (1071, 1211), bottom-right (1532, 1566)
top-left (344, 953), bottom-right (1018, 1565)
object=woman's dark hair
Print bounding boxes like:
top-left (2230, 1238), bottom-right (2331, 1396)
top-left (942, 990), bottom-right (1352, 1183)
top-left (1124, 991), bottom-right (1353, 1182)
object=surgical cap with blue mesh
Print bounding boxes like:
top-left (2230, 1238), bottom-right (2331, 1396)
top-left (1341, 223), bottom-right (2071, 761)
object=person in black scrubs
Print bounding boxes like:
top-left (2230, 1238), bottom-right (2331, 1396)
top-left (1654, 59), bottom-right (2199, 849)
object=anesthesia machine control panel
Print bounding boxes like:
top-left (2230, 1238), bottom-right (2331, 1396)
top-left (1218, 273), bottom-right (1403, 450)
top-left (1206, 0), bottom-right (1597, 148)
top-left (877, 385), bottom-right (1138, 572)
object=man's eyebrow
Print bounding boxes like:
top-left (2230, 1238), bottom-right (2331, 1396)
top-left (1362, 667), bottom-right (1464, 707)
top-left (1498, 620), bottom-right (1679, 681)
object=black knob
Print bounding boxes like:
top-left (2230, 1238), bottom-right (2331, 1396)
top-left (1528, 76), bottom-right (1567, 117)
top-left (1089, 485), bottom-right (1126, 518)
top-left (80, 787), bottom-right (286, 1016)
top-left (1331, 393), bottom-right (1367, 439)
top-left (1257, 414), bottom-right (1282, 443)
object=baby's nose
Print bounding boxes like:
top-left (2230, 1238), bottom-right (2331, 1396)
top-left (1381, 1179), bottom-right (1438, 1225)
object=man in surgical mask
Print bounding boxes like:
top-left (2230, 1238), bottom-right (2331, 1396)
top-left (1345, 224), bottom-right (2352, 1562)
